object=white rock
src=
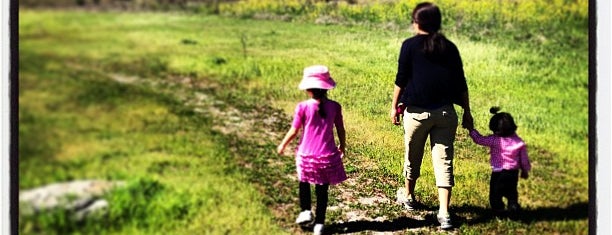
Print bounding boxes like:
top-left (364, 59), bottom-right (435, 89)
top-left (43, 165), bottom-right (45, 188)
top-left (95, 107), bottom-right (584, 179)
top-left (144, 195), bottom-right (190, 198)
top-left (19, 180), bottom-right (125, 219)
top-left (73, 199), bottom-right (109, 221)
top-left (396, 187), bottom-right (407, 204)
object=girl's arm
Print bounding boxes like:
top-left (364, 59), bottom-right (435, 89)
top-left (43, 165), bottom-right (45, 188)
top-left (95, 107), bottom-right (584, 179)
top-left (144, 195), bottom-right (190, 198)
top-left (337, 126), bottom-right (346, 156)
top-left (519, 145), bottom-right (531, 179)
top-left (335, 105), bottom-right (347, 156)
top-left (279, 104), bottom-right (303, 155)
top-left (469, 129), bottom-right (495, 147)
top-left (277, 127), bottom-right (298, 155)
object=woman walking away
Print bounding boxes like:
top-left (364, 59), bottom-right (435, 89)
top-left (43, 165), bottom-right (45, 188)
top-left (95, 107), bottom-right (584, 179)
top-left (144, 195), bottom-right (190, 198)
top-left (465, 107), bottom-right (531, 218)
top-left (277, 65), bottom-right (347, 235)
top-left (390, 2), bottom-right (473, 230)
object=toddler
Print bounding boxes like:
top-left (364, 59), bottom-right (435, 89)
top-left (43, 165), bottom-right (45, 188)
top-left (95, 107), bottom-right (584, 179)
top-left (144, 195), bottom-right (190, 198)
top-left (466, 107), bottom-right (531, 215)
top-left (277, 65), bottom-right (347, 235)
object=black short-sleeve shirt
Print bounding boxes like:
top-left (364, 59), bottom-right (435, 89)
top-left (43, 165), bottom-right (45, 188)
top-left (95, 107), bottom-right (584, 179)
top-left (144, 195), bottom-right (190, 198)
top-left (394, 34), bottom-right (468, 109)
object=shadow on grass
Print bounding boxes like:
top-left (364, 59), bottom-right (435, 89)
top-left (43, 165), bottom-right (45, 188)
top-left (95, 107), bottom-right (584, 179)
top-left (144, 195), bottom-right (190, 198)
top-left (323, 216), bottom-right (435, 234)
top-left (308, 202), bottom-right (588, 234)
top-left (454, 201), bottom-right (589, 226)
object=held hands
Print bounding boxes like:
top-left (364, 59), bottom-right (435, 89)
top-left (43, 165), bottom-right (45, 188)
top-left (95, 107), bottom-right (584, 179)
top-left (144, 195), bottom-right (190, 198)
top-left (461, 111), bottom-right (474, 130)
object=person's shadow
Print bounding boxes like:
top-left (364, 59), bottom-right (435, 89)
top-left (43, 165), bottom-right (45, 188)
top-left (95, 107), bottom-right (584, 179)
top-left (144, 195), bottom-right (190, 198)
top-left (455, 201), bottom-right (589, 226)
top-left (317, 202), bottom-right (588, 234)
top-left (324, 216), bottom-right (434, 234)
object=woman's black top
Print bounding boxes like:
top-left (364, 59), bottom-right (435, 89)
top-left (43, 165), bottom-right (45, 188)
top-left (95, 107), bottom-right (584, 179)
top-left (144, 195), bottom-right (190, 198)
top-left (395, 34), bottom-right (468, 109)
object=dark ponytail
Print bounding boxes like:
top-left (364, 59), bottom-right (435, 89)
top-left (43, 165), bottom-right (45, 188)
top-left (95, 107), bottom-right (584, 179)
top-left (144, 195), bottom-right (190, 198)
top-left (308, 88), bottom-right (328, 118)
top-left (424, 32), bottom-right (446, 55)
top-left (412, 2), bottom-right (446, 55)
top-left (490, 106), bottom-right (501, 114)
top-left (488, 106), bottom-right (518, 137)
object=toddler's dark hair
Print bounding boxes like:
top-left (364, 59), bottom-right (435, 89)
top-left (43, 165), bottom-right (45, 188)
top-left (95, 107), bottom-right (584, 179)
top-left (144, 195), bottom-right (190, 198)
top-left (308, 88), bottom-right (328, 118)
top-left (489, 106), bottom-right (517, 137)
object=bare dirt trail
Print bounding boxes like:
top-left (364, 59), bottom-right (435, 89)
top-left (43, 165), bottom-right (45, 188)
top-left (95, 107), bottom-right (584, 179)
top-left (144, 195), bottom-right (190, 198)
top-left (109, 73), bottom-right (448, 234)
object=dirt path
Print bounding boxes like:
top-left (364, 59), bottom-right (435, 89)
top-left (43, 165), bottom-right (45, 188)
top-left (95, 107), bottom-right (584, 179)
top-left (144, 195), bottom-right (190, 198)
top-left (109, 73), bottom-right (453, 234)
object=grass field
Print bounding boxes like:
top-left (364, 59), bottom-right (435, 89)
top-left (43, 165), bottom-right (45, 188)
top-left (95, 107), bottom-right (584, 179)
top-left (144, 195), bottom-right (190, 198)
top-left (19, 2), bottom-right (588, 234)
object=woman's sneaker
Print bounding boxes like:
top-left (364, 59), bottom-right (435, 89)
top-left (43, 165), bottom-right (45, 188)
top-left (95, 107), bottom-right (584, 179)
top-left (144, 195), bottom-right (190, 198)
top-left (295, 210), bottom-right (313, 225)
top-left (437, 213), bottom-right (453, 230)
top-left (313, 223), bottom-right (324, 235)
top-left (403, 198), bottom-right (423, 211)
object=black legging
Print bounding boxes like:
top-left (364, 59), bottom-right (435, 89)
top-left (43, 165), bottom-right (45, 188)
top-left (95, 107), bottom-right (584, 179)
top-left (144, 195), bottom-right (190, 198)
top-left (489, 169), bottom-right (519, 210)
top-left (299, 182), bottom-right (329, 224)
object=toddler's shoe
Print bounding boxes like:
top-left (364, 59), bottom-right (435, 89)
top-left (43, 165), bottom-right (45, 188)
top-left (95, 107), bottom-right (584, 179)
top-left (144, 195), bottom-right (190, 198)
top-left (507, 203), bottom-right (521, 212)
top-left (313, 223), bottom-right (324, 235)
top-left (492, 208), bottom-right (506, 218)
top-left (295, 210), bottom-right (313, 225)
top-left (507, 203), bottom-right (522, 220)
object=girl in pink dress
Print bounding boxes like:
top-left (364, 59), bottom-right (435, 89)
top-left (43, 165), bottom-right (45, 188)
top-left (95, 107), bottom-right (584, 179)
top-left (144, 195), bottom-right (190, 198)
top-left (466, 107), bottom-right (531, 216)
top-left (277, 65), bottom-right (347, 235)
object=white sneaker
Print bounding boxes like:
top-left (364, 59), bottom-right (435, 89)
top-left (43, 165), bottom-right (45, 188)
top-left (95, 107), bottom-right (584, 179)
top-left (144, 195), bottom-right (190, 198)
top-left (313, 223), bottom-right (324, 235)
top-left (295, 210), bottom-right (313, 225)
top-left (437, 212), bottom-right (453, 230)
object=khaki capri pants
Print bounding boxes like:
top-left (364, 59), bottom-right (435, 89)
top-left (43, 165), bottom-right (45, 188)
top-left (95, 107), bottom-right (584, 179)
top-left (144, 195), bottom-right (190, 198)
top-left (403, 104), bottom-right (458, 187)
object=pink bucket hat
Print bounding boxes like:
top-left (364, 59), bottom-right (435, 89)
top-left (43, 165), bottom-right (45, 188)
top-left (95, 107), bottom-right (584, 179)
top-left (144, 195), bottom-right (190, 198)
top-left (298, 65), bottom-right (336, 90)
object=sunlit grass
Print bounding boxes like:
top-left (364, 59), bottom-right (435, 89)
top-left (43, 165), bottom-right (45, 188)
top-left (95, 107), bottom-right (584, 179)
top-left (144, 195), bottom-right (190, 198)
top-left (19, 41), bottom-right (286, 234)
top-left (19, 7), bottom-right (587, 234)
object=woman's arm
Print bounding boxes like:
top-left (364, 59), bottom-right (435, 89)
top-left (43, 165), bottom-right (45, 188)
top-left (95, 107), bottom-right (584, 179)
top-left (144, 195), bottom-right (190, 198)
top-left (392, 41), bottom-right (409, 125)
top-left (458, 91), bottom-right (473, 130)
top-left (390, 85), bottom-right (403, 125)
top-left (448, 41), bottom-right (472, 129)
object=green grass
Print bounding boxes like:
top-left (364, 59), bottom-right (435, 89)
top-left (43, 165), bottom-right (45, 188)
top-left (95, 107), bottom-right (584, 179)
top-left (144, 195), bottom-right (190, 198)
top-left (19, 31), bottom-right (286, 234)
top-left (19, 5), bottom-right (587, 234)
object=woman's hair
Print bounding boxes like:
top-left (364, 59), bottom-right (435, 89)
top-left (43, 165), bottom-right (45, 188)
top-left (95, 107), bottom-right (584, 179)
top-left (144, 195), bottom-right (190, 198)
top-left (489, 106), bottom-right (518, 137)
top-left (412, 2), bottom-right (446, 55)
top-left (308, 88), bottom-right (328, 118)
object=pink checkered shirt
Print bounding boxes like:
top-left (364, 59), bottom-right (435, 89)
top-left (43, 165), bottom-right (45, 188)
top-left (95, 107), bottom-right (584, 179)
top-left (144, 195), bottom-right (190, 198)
top-left (469, 129), bottom-right (531, 172)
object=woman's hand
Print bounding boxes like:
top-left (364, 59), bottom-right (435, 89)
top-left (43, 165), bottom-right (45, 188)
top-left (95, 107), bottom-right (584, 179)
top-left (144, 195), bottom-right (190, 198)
top-left (462, 111), bottom-right (474, 130)
top-left (390, 107), bottom-right (400, 125)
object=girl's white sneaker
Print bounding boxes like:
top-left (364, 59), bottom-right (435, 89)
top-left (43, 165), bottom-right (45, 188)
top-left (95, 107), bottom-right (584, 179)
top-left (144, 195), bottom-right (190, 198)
top-left (313, 223), bottom-right (324, 235)
top-left (295, 210), bottom-right (313, 225)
